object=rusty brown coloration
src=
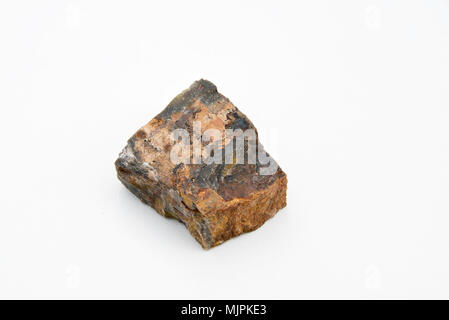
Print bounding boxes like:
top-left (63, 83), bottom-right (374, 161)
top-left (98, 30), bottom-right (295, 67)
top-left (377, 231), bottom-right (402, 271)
top-left (115, 80), bottom-right (287, 249)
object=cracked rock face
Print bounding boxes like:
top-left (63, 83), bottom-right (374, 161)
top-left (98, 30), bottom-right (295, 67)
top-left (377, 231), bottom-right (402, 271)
top-left (115, 80), bottom-right (287, 249)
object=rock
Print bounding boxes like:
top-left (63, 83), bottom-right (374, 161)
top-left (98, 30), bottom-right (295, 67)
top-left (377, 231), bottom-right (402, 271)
top-left (115, 79), bottom-right (287, 249)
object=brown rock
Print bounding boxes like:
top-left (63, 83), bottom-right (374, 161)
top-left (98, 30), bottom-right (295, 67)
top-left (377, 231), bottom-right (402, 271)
top-left (115, 80), bottom-right (287, 249)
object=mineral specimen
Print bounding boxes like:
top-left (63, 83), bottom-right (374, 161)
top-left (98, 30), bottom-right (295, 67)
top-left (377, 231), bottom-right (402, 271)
top-left (115, 79), bottom-right (287, 249)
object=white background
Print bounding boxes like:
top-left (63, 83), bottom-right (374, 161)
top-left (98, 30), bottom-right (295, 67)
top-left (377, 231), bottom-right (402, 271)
top-left (1, 0), bottom-right (448, 299)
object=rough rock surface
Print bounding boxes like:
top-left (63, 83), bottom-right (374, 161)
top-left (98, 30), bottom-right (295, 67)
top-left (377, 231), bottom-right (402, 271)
top-left (115, 80), bottom-right (287, 249)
